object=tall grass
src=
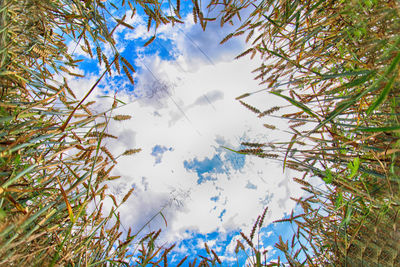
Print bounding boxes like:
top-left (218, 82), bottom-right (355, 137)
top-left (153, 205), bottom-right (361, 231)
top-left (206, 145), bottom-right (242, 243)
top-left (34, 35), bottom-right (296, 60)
top-left (223, 0), bottom-right (400, 265)
top-left (2, 0), bottom-right (399, 265)
top-left (0, 0), bottom-right (199, 265)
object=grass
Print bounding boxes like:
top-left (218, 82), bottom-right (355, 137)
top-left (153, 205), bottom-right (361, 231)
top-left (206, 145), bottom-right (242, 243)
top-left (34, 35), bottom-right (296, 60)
top-left (1, 0), bottom-right (399, 266)
top-left (228, 0), bottom-right (400, 265)
top-left (0, 0), bottom-right (191, 265)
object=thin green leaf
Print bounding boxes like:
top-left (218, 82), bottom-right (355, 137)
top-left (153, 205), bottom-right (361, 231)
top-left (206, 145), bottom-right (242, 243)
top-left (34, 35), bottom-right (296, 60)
top-left (271, 92), bottom-right (319, 120)
top-left (2, 164), bottom-right (36, 188)
top-left (367, 73), bottom-right (397, 115)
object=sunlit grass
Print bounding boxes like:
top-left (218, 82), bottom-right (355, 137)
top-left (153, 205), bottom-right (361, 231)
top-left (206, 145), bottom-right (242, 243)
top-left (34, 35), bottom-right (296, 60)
top-left (1, 0), bottom-right (399, 266)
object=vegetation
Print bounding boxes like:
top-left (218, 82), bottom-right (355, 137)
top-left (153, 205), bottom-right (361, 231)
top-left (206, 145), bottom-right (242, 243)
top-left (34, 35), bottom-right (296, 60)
top-left (231, 0), bottom-right (400, 265)
top-left (1, 0), bottom-right (399, 266)
top-left (0, 0), bottom-right (184, 265)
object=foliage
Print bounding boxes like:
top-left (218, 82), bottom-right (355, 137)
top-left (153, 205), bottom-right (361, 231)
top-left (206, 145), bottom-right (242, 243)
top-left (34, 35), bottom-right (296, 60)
top-left (0, 0), bottom-right (257, 265)
top-left (0, 0), bottom-right (190, 265)
top-left (227, 0), bottom-right (400, 265)
top-left (2, 0), bottom-right (399, 265)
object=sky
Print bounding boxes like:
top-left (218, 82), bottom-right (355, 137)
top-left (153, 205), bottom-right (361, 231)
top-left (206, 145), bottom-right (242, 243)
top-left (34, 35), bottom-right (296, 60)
top-left (64, 2), bottom-right (306, 265)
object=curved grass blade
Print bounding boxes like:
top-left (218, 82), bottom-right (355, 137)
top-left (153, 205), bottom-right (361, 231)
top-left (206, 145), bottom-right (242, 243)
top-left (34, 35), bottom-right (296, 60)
top-left (271, 92), bottom-right (319, 120)
top-left (366, 72), bottom-right (397, 115)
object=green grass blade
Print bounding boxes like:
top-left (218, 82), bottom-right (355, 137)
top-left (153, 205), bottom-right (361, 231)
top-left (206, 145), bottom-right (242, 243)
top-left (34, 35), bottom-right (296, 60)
top-left (271, 92), bottom-right (319, 120)
top-left (357, 125), bottom-right (400, 132)
top-left (2, 164), bottom-right (36, 188)
top-left (367, 74), bottom-right (398, 115)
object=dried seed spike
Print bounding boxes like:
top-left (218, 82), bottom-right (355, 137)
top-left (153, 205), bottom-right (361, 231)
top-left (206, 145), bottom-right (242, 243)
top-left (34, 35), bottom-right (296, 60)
top-left (102, 54), bottom-right (111, 75)
top-left (71, 131), bottom-right (82, 143)
top-left (240, 232), bottom-right (254, 248)
top-left (237, 240), bottom-right (245, 251)
top-left (113, 115), bottom-right (132, 121)
top-left (263, 123), bottom-right (276, 130)
top-left (241, 142), bottom-right (264, 147)
top-left (109, 194), bottom-right (118, 207)
top-left (120, 56), bottom-right (135, 72)
top-left (238, 148), bottom-right (263, 154)
top-left (245, 29), bottom-right (254, 43)
top-left (233, 30), bottom-right (245, 37)
top-left (291, 234), bottom-right (296, 249)
top-left (258, 206), bottom-right (268, 228)
top-left (291, 122), bottom-right (307, 130)
top-left (122, 188), bottom-right (134, 203)
top-left (239, 100), bottom-right (260, 114)
top-left (96, 47), bottom-right (102, 65)
top-left (258, 106), bottom-right (281, 117)
top-left (204, 242), bottom-right (210, 254)
top-left (123, 65), bottom-right (135, 84)
top-left (174, 8), bottom-right (181, 19)
top-left (112, 94), bottom-right (118, 109)
top-left (250, 48), bottom-right (258, 59)
top-left (176, 0), bottom-right (181, 16)
top-left (234, 242), bottom-right (240, 254)
top-left (64, 78), bottom-right (77, 99)
top-left (211, 250), bottom-right (221, 264)
top-left (220, 33), bottom-right (234, 44)
top-left (68, 72), bottom-right (85, 77)
top-left (193, 8), bottom-right (198, 24)
top-left (114, 55), bottom-right (121, 74)
top-left (193, 0), bottom-right (200, 15)
top-left (32, 46), bottom-right (47, 57)
top-left (86, 101), bottom-right (96, 106)
top-left (82, 104), bottom-right (92, 116)
top-left (107, 176), bottom-right (121, 180)
top-left (122, 148), bottom-right (142, 155)
top-left (235, 48), bottom-right (254, 59)
top-left (293, 177), bottom-right (311, 187)
top-left (250, 216), bottom-right (260, 240)
top-left (116, 18), bottom-right (135, 30)
top-left (144, 35), bottom-right (156, 47)
top-left (235, 93), bottom-right (250, 100)
top-left (176, 256), bottom-right (188, 267)
top-left (147, 16), bottom-right (152, 31)
top-left (95, 122), bottom-right (107, 129)
top-left (84, 37), bottom-right (93, 58)
top-left (126, 0), bottom-right (135, 13)
top-left (59, 65), bottom-right (69, 73)
top-left (257, 152), bottom-right (278, 158)
top-left (88, 132), bottom-right (117, 139)
top-left (101, 146), bottom-right (116, 163)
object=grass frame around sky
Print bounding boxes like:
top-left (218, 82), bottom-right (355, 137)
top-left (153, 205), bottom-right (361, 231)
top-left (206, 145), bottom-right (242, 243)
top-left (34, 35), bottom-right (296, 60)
top-left (1, 0), bottom-right (399, 266)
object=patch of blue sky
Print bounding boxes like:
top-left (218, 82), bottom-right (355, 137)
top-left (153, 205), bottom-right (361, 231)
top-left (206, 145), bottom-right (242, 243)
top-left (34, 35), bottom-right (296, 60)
top-left (116, 28), bottom-right (175, 60)
top-left (214, 137), bottom-right (247, 171)
top-left (168, 230), bottom-right (239, 265)
top-left (76, 58), bottom-right (100, 75)
top-left (166, 222), bottom-right (299, 265)
top-left (218, 209), bottom-right (226, 221)
top-left (151, 145), bottom-right (173, 164)
top-left (231, 221), bottom-right (299, 265)
top-left (259, 209), bottom-right (312, 264)
top-left (183, 154), bottom-right (226, 184)
top-left (223, 149), bottom-right (246, 170)
top-left (210, 195), bottom-right (219, 202)
top-left (245, 180), bottom-right (257, 190)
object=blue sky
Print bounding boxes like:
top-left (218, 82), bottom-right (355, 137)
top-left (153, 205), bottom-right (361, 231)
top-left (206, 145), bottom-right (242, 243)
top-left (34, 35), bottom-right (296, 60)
top-left (63, 1), bottom-right (306, 265)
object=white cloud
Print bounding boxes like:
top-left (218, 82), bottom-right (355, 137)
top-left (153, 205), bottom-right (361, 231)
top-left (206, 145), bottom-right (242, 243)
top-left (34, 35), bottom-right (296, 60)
top-left (65, 11), bottom-right (306, 258)
top-left (97, 53), bottom-right (304, 243)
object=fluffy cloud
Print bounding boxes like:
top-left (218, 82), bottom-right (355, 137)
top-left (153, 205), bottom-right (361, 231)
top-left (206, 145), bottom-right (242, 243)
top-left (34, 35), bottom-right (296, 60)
top-left (100, 52), bottom-right (304, 242)
top-left (65, 8), bottom-right (306, 261)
